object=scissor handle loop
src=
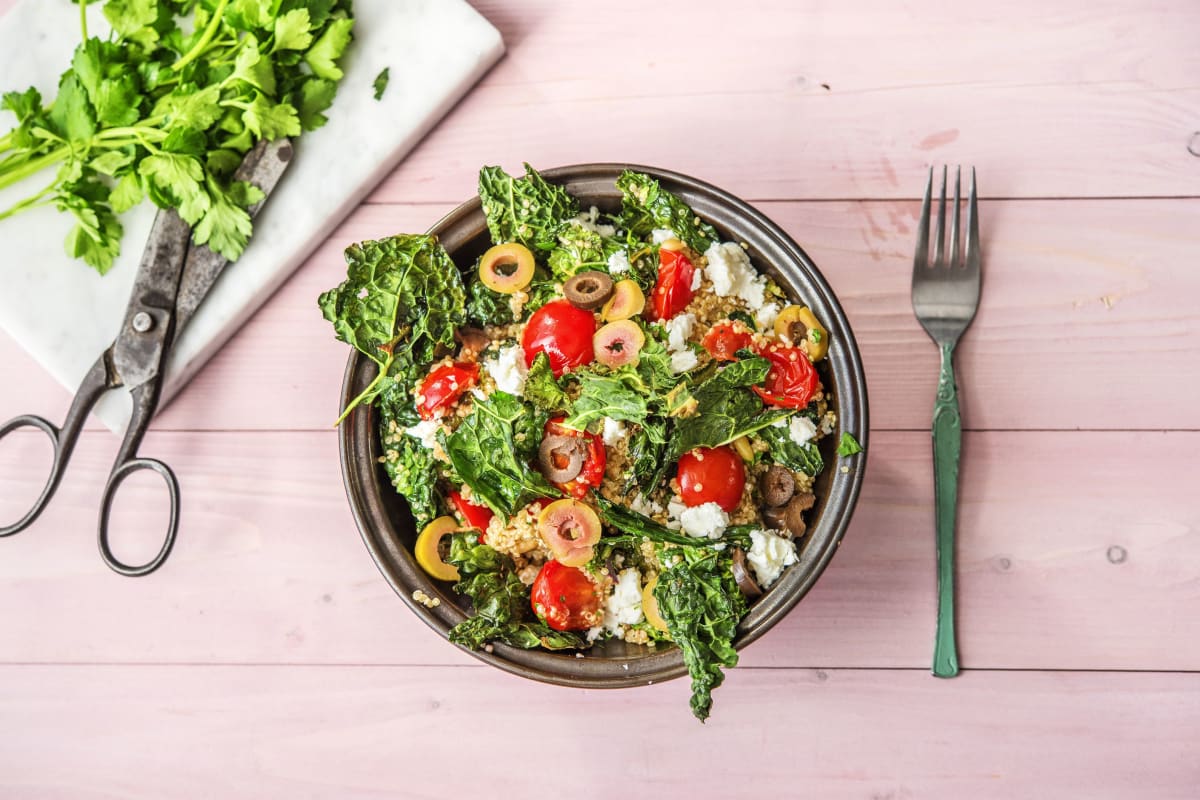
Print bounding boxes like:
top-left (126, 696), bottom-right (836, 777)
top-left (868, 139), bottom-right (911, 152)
top-left (0, 414), bottom-right (66, 537)
top-left (97, 457), bottom-right (180, 577)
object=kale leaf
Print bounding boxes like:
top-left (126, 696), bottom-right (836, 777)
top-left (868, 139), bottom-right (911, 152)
top-left (547, 222), bottom-right (620, 282)
top-left (442, 391), bottom-right (560, 518)
top-left (561, 368), bottom-right (650, 431)
top-left (319, 233), bottom-right (465, 420)
top-left (653, 547), bottom-right (748, 722)
top-left (524, 352), bottom-right (570, 413)
top-left (669, 357), bottom-right (790, 458)
top-left (445, 533), bottom-right (585, 651)
top-left (464, 275), bottom-right (515, 327)
top-left (760, 421), bottom-right (824, 477)
top-left (478, 163), bottom-right (577, 253)
top-left (616, 170), bottom-right (720, 253)
top-left (596, 497), bottom-right (704, 547)
top-left (378, 405), bottom-right (440, 528)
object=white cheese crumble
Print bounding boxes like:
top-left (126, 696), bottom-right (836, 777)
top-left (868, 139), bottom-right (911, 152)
top-left (755, 302), bottom-right (780, 331)
top-left (404, 419), bottom-right (443, 450)
top-left (747, 529), bottom-right (798, 588)
top-left (570, 205), bottom-right (616, 238)
top-left (607, 249), bottom-right (631, 274)
top-left (630, 492), bottom-right (664, 517)
top-left (679, 502), bottom-right (730, 540)
top-left (670, 349), bottom-right (699, 374)
top-left (651, 228), bottom-right (678, 245)
top-left (664, 312), bottom-right (695, 350)
top-left (602, 568), bottom-right (645, 636)
top-left (704, 241), bottom-right (766, 307)
top-left (484, 344), bottom-right (528, 397)
top-left (690, 265), bottom-right (703, 290)
top-left (665, 497), bottom-right (688, 530)
top-left (601, 417), bottom-right (627, 446)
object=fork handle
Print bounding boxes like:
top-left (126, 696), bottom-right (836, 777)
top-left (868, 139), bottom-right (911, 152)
top-left (932, 341), bottom-right (962, 677)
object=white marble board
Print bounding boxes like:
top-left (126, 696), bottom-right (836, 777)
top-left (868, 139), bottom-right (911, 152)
top-left (0, 0), bottom-right (503, 431)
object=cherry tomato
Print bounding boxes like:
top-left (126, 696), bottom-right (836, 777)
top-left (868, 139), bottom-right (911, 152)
top-left (521, 299), bottom-right (597, 377)
top-left (417, 361), bottom-right (479, 420)
top-left (544, 417), bottom-right (606, 498)
top-left (448, 489), bottom-right (494, 543)
top-left (702, 320), bottom-right (754, 362)
top-left (677, 445), bottom-right (746, 512)
top-left (752, 345), bottom-right (820, 409)
top-left (531, 560), bottom-right (601, 631)
top-left (648, 248), bottom-right (695, 321)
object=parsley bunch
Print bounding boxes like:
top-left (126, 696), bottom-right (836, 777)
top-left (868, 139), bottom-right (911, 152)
top-left (0, 0), bottom-right (355, 274)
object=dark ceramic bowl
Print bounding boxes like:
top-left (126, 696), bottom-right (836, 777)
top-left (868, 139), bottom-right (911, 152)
top-left (338, 164), bottom-right (868, 688)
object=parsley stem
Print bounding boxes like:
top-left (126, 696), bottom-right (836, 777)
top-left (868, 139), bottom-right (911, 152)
top-left (0, 179), bottom-right (57, 223)
top-left (172, 0), bottom-right (230, 72)
top-left (0, 147), bottom-right (69, 191)
top-left (79, 0), bottom-right (88, 41)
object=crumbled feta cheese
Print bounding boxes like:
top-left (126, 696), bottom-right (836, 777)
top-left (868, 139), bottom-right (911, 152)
top-left (704, 241), bottom-right (766, 307)
top-left (679, 502), bottom-right (730, 540)
top-left (747, 529), bottom-right (798, 588)
top-left (607, 249), bottom-right (631, 274)
top-left (651, 228), bottom-right (677, 245)
top-left (786, 416), bottom-right (817, 446)
top-left (485, 344), bottom-right (528, 397)
top-left (602, 568), bottom-right (645, 636)
top-left (404, 419), bottom-right (443, 450)
top-left (570, 205), bottom-right (616, 238)
top-left (691, 265), bottom-right (703, 290)
top-left (630, 492), bottom-right (664, 517)
top-left (601, 417), bottom-right (627, 446)
top-left (755, 302), bottom-right (780, 331)
top-left (670, 349), bottom-right (699, 374)
top-left (665, 497), bottom-right (688, 530)
top-left (664, 312), bottom-right (695, 350)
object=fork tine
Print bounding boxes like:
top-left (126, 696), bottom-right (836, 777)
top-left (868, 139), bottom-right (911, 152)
top-left (913, 166), bottom-right (932, 270)
top-left (950, 165), bottom-right (961, 268)
top-left (965, 166), bottom-right (981, 274)
top-left (932, 166), bottom-right (947, 268)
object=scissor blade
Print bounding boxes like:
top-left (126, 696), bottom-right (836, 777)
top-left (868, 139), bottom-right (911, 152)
top-left (173, 137), bottom-right (295, 336)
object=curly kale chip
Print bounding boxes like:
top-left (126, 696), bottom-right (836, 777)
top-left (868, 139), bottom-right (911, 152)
top-left (616, 170), bottom-right (720, 253)
top-left (478, 163), bottom-right (577, 253)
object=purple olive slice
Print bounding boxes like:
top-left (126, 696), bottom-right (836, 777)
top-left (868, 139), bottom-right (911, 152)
top-left (563, 271), bottom-right (615, 310)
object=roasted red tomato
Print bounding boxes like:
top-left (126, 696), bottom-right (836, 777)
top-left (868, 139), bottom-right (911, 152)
top-left (531, 560), bottom-right (601, 631)
top-left (702, 320), bottom-right (754, 362)
top-left (648, 248), bottom-right (696, 321)
top-left (521, 299), bottom-right (597, 377)
top-left (448, 488), bottom-right (494, 543)
top-left (677, 445), bottom-right (746, 512)
top-left (417, 361), bottom-right (479, 420)
top-left (544, 417), bottom-right (606, 498)
top-left (752, 344), bottom-right (820, 409)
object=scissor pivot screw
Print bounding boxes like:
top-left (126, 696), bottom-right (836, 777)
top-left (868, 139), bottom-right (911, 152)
top-left (131, 312), bottom-right (154, 333)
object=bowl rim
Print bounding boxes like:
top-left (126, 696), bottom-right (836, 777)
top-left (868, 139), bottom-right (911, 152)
top-left (337, 162), bottom-right (869, 689)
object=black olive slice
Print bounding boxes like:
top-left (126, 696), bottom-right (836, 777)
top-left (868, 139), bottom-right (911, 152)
top-left (759, 465), bottom-right (795, 507)
top-left (731, 548), bottom-right (763, 598)
top-left (538, 434), bottom-right (586, 483)
top-left (563, 271), bottom-right (615, 310)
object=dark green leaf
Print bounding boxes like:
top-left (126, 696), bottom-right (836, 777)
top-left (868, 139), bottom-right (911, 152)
top-left (669, 357), bottom-right (790, 457)
top-left (760, 421), bottom-right (824, 477)
top-left (378, 405), bottom-right (439, 528)
top-left (372, 67), bottom-right (390, 101)
top-left (616, 170), bottom-right (719, 253)
top-left (562, 368), bottom-right (650, 431)
top-left (524, 352), bottom-right (569, 413)
top-left (478, 163), bottom-right (577, 253)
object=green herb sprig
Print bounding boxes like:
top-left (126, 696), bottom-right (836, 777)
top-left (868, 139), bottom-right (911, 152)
top-left (0, 0), bottom-right (355, 274)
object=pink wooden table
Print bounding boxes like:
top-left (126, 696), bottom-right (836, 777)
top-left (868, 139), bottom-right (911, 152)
top-left (3, 1), bottom-right (1198, 796)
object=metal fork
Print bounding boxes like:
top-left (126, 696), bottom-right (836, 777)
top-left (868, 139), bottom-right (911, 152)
top-left (911, 165), bottom-right (981, 678)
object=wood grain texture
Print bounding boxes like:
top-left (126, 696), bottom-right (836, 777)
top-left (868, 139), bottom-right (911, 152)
top-left (363, 0), bottom-right (1200, 203)
top-left (4, 198), bottom-right (1197, 432)
top-left (1, 665), bottom-right (1197, 800)
top-left (3, 429), bottom-right (1196, 670)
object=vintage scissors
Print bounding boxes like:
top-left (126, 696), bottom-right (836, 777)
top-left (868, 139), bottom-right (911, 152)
top-left (0, 138), bottom-right (293, 576)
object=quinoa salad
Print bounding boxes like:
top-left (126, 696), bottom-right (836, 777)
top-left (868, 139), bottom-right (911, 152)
top-left (319, 164), bottom-right (860, 720)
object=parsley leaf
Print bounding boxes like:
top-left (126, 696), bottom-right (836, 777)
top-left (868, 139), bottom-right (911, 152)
top-left (837, 432), bottom-right (864, 456)
top-left (304, 17), bottom-right (354, 80)
top-left (373, 67), bottom-right (390, 101)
